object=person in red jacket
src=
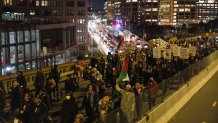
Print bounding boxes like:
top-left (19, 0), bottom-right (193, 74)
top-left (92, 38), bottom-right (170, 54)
top-left (147, 77), bottom-right (159, 109)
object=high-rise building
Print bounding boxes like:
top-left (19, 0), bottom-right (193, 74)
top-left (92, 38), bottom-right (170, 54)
top-left (105, 0), bottom-right (217, 26)
top-left (196, 0), bottom-right (218, 23)
top-left (0, 0), bottom-right (89, 75)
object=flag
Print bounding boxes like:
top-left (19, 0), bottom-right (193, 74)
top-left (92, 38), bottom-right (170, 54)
top-left (117, 36), bottom-right (124, 50)
top-left (118, 58), bottom-right (129, 84)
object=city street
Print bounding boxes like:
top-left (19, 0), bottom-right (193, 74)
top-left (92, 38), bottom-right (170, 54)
top-left (169, 71), bottom-right (218, 123)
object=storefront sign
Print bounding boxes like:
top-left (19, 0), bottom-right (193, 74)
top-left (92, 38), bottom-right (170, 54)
top-left (1, 12), bottom-right (25, 21)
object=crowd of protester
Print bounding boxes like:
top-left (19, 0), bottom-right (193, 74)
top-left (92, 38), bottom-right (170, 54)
top-left (0, 36), bottom-right (217, 123)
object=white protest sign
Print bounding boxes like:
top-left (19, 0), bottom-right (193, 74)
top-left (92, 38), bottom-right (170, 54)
top-left (170, 44), bottom-right (177, 53)
top-left (180, 48), bottom-right (189, 59)
top-left (153, 48), bottom-right (161, 58)
top-left (173, 46), bottom-right (181, 56)
top-left (189, 46), bottom-right (197, 56)
top-left (164, 49), bottom-right (172, 59)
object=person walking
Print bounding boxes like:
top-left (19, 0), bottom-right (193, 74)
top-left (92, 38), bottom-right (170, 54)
top-left (34, 69), bottom-right (45, 96)
top-left (10, 80), bottom-right (22, 117)
top-left (19, 92), bottom-right (34, 123)
top-left (50, 65), bottom-right (60, 101)
top-left (147, 77), bottom-right (159, 109)
top-left (115, 80), bottom-right (135, 123)
top-left (60, 93), bottom-right (78, 123)
top-left (82, 84), bottom-right (99, 122)
top-left (17, 71), bottom-right (27, 90)
top-left (32, 95), bottom-right (52, 123)
top-left (0, 82), bottom-right (6, 121)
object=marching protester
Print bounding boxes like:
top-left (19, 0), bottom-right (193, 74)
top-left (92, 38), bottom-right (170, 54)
top-left (147, 77), bottom-right (159, 109)
top-left (19, 92), bottom-right (34, 123)
top-left (34, 69), bottom-right (46, 96)
top-left (98, 96), bottom-right (111, 123)
top-left (17, 71), bottom-right (27, 91)
top-left (32, 95), bottom-right (52, 123)
top-left (10, 80), bottom-right (22, 117)
top-left (0, 81), bottom-right (6, 122)
top-left (73, 114), bottom-right (84, 123)
top-left (134, 82), bottom-right (146, 118)
top-left (45, 73), bottom-right (56, 102)
top-left (82, 84), bottom-right (99, 122)
top-left (115, 79), bottom-right (136, 123)
top-left (50, 65), bottom-right (61, 101)
top-left (60, 93), bottom-right (78, 123)
top-left (2, 35), bottom-right (218, 123)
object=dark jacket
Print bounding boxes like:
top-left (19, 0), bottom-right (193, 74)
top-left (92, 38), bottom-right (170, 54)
top-left (32, 102), bottom-right (51, 123)
top-left (60, 98), bottom-right (78, 123)
top-left (20, 100), bottom-right (35, 123)
top-left (82, 91), bottom-right (99, 119)
top-left (10, 86), bottom-right (22, 111)
top-left (17, 75), bottom-right (27, 89)
top-left (34, 72), bottom-right (45, 88)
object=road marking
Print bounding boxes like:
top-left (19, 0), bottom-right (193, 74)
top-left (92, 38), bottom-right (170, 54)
top-left (212, 101), bottom-right (217, 107)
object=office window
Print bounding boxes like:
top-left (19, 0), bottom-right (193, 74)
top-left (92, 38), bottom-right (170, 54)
top-left (31, 30), bottom-right (36, 41)
top-left (66, 10), bottom-right (75, 15)
top-left (17, 31), bottom-right (24, 43)
top-left (36, 0), bottom-right (39, 6)
top-left (41, 0), bottom-right (48, 6)
top-left (10, 46), bottom-right (16, 64)
top-left (32, 43), bottom-right (37, 58)
top-left (25, 44), bottom-right (31, 59)
top-left (77, 10), bottom-right (85, 16)
top-left (18, 45), bottom-right (24, 62)
top-left (1, 33), bottom-right (6, 45)
top-left (25, 31), bottom-right (30, 42)
top-left (77, 1), bottom-right (85, 7)
top-left (77, 19), bottom-right (85, 24)
top-left (65, 0), bottom-right (74, 6)
top-left (1, 48), bottom-right (7, 66)
top-left (9, 32), bottom-right (16, 44)
top-left (4, 0), bottom-right (12, 5)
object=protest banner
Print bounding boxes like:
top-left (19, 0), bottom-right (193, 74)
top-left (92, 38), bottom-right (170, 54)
top-left (153, 48), bottom-right (161, 58)
top-left (173, 46), bottom-right (181, 56)
top-left (189, 46), bottom-right (197, 56)
top-left (164, 49), bottom-right (171, 59)
top-left (180, 47), bottom-right (189, 59)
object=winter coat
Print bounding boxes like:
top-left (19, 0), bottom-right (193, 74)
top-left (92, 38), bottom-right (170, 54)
top-left (60, 98), bottom-right (78, 123)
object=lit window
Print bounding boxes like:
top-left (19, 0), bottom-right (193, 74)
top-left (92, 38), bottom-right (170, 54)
top-left (4, 0), bottom-right (12, 5)
top-left (41, 0), bottom-right (48, 6)
top-left (36, 0), bottom-right (39, 6)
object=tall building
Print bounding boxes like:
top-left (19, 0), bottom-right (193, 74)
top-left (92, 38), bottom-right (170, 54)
top-left (196, 0), bottom-right (218, 23)
top-left (105, 0), bottom-right (217, 26)
top-left (0, 0), bottom-right (89, 75)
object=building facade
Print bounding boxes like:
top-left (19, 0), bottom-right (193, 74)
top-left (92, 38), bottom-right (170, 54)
top-left (105, 0), bottom-right (217, 25)
top-left (0, 0), bottom-right (89, 75)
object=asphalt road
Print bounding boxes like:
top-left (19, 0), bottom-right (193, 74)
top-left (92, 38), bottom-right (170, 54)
top-left (169, 71), bottom-right (218, 123)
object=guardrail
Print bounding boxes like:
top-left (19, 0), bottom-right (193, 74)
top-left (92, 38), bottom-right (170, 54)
top-left (0, 51), bottom-right (127, 93)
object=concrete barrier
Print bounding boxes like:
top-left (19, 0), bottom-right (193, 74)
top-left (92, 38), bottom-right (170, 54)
top-left (138, 58), bottom-right (218, 123)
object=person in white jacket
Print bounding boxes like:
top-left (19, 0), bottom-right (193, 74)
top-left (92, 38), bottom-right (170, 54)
top-left (115, 79), bottom-right (135, 123)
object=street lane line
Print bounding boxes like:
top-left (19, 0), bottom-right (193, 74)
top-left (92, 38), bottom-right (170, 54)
top-left (212, 101), bottom-right (217, 107)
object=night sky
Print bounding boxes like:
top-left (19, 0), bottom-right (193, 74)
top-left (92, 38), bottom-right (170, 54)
top-left (91, 0), bottom-right (105, 9)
